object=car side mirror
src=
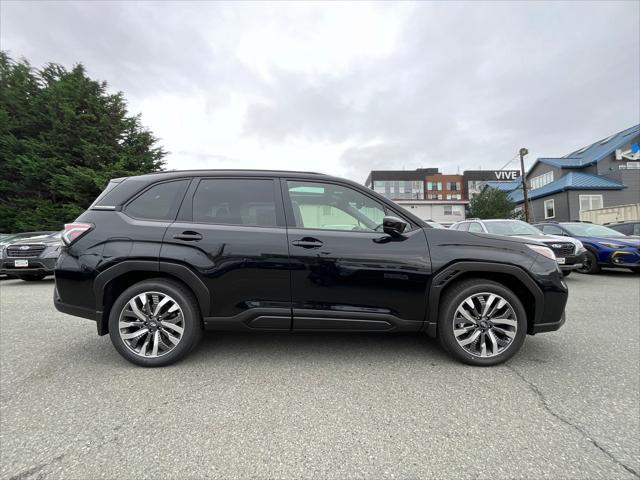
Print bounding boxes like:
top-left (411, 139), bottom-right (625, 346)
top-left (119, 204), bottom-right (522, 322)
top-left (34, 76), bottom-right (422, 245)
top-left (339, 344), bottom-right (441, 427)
top-left (382, 216), bottom-right (408, 237)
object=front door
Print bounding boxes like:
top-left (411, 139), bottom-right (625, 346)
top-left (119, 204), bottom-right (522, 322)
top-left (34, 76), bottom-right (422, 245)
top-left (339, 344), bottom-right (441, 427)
top-left (161, 177), bottom-right (291, 330)
top-left (282, 178), bottom-right (431, 332)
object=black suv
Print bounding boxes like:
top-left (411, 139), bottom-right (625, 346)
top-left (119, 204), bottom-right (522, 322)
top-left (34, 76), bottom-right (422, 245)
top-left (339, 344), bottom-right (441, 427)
top-left (54, 170), bottom-right (568, 367)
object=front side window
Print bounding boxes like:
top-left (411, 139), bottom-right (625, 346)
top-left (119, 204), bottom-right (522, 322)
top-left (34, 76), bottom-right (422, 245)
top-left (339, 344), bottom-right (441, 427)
top-left (579, 194), bottom-right (603, 212)
top-left (544, 199), bottom-right (555, 219)
top-left (287, 181), bottom-right (387, 231)
top-left (125, 180), bottom-right (190, 221)
top-left (193, 179), bottom-right (278, 227)
top-left (468, 222), bottom-right (484, 233)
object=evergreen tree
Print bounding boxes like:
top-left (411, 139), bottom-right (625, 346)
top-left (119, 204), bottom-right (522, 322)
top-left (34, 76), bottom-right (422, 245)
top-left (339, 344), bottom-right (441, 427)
top-left (0, 52), bottom-right (166, 232)
top-left (468, 188), bottom-right (518, 219)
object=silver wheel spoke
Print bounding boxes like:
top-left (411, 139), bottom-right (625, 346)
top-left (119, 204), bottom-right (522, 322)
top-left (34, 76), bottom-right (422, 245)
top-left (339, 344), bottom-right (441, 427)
top-left (454, 325), bottom-right (476, 337)
top-left (456, 306), bottom-right (477, 325)
top-left (119, 291), bottom-right (185, 359)
top-left (487, 330), bottom-right (499, 356)
top-left (161, 322), bottom-right (184, 335)
top-left (121, 328), bottom-right (149, 340)
top-left (458, 329), bottom-right (481, 347)
top-left (492, 317), bottom-right (517, 328)
top-left (493, 326), bottom-right (516, 339)
top-left (480, 333), bottom-right (487, 357)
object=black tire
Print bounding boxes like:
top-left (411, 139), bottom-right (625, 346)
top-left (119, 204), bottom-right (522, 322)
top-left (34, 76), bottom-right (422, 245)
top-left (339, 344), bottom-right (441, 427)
top-left (108, 278), bottom-right (203, 367)
top-left (438, 279), bottom-right (527, 366)
top-left (19, 274), bottom-right (46, 282)
top-left (562, 271), bottom-right (571, 278)
top-left (577, 250), bottom-right (600, 274)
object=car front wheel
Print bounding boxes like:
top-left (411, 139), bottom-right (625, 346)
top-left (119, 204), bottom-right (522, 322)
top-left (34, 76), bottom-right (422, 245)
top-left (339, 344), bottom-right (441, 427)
top-left (108, 278), bottom-right (203, 367)
top-left (577, 250), bottom-right (600, 274)
top-left (438, 279), bottom-right (527, 366)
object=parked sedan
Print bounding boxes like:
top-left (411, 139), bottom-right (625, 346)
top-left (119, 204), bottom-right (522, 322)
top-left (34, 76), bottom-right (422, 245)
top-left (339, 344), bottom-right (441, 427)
top-left (450, 219), bottom-right (586, 276)
top-left (604, 221), bottom-right (640, 237)
top-left (534, 222), bottom-right (640, 274)
top-left (0, 232), bottom-right (62, 281)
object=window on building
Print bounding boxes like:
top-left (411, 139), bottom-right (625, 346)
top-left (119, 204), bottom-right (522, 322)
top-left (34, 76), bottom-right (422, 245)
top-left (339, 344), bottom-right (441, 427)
top-left (447, 181), bottom-right (461, 191)
top-left (579, 194), bottom-right (603, 212)
top-left (193, 179), bottom-right (278, 226)
top-left (125, 180), bottom-right (190, 221)
top-left (427, 181), bottom-right (442, 191)
top-left (544, 199), bottom-right (555, 219)
top-left (529, 171), bottom-right (554, 190)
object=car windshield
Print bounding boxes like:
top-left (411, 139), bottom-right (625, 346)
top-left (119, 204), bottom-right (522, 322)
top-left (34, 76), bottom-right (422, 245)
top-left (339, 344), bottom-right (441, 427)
top-left (562, 223), bottom-right (626, 237)
top-left (484, 221), bottom-right (541, 236)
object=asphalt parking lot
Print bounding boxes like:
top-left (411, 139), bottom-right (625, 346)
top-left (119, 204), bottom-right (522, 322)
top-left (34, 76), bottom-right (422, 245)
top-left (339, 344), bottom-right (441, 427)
top-left (1, 272), bottom-right (639, 480)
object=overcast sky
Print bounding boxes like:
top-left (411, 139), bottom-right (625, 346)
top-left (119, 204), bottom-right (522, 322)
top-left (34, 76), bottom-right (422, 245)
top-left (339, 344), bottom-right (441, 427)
top-left (1, 1), bottom-right (638, 182)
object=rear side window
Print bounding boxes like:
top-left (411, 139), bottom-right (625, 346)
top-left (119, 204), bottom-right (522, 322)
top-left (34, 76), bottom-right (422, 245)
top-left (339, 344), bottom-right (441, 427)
top-left (125, 180), bottom-right (190, 221)
top-left (468, 222), bottom-right (484, 233)
top-left (458, 222), bottom-right (470, 231)
top-left (193, 179), bottom-right (278, 227)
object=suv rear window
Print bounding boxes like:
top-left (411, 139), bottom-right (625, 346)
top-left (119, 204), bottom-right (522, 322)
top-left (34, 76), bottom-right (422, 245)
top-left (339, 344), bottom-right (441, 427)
top-left (193, 179), bottom-right (278, 227)
top-left (125, 180), bottom-right (190, 221)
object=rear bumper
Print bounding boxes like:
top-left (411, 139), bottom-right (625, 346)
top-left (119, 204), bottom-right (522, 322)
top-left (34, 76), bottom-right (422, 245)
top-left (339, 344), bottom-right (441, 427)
top-left (53, 285), bottom-right (97, 321)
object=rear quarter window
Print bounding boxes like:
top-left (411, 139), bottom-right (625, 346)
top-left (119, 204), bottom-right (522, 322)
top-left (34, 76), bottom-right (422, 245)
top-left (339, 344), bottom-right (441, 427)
top-left (125, 180), bottom-right (190, 221)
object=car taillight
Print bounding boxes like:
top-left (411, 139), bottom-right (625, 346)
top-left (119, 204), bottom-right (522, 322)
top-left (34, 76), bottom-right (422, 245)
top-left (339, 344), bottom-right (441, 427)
top-left (62, 223), bottom-right (93, 245)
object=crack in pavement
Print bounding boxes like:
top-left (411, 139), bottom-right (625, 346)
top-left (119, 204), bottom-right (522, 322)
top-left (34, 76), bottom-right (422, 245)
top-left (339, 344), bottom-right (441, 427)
top-left (506, 364), bottom-right (639, 479)
top-left (8, 454), bottom-right (65, 480)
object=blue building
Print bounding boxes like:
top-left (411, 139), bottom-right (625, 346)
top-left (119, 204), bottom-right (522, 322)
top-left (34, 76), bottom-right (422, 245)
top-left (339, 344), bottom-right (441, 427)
top-left (487, 125), bottom-right (640, 222)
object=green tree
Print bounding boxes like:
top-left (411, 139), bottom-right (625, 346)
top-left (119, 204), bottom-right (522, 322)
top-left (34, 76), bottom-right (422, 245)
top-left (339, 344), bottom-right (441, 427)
top-left (468, 188), bottom-right (518, 219)
top-left (0, 52), bottom-right (166, 232)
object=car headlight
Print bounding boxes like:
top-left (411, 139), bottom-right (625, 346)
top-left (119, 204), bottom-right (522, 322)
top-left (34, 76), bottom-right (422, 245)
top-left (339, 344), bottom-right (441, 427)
top-left (526, 244), bottom-right (556, 260)
top-left (575, 239), bottom-right (586, 253)
top-left (598, 241), bottom-right (628, 249)
top-left (43, 245), bottom-right (61, 258)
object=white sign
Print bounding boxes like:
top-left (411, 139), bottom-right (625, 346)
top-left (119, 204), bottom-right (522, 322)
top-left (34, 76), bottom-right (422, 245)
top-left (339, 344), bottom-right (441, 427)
top-left (494, 171), bottom-right (518, 180)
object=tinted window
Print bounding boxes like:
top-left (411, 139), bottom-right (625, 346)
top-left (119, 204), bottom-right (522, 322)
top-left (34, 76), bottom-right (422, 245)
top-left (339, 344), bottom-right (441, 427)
top-left (287, 181), bottom-right (386, 231)
top-left (468, 222), bottom-right (484, 233)
top-left (542, 224), bottom-right (564, 235)
top-left (458, 223), bottom-right (470, 231)
top-left (126, 180), bottom-right (189, 221)
top-left (193, 179), bottom-right (278, 227)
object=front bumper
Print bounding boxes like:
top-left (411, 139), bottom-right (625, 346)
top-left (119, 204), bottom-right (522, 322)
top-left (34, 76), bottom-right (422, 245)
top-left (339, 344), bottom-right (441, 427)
top-left (603, 249), bottom-right (640, 268)
top-left (0, 257), bottom-right (57, 276)
top-left (559, 252), bottom-right (586, 272)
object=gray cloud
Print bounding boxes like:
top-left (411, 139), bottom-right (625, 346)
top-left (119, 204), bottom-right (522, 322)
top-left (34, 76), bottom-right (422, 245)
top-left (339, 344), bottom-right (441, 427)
top-left (1, 1), bottom-right (638, 183)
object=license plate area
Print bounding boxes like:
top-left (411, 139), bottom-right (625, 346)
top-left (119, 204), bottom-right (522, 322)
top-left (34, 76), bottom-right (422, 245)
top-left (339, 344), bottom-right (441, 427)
top-left (557, 257), bottom-right (566, 265)
top-left (14, 259), bottom-right (29, 267)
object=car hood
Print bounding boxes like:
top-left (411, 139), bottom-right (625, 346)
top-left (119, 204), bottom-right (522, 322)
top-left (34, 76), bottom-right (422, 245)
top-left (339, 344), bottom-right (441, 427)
top-left (508, 234), bottom-right (578, 245)
top-left (8, 236), bottom-right (61, 247)
top-left (583, 236), bottom-right (640, 247)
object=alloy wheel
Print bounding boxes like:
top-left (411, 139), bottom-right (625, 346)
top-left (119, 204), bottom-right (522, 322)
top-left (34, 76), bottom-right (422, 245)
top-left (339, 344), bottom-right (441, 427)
top-left (118, 291), bottom-right (185, 358)
top-left (452, 292), bottom-right (517, 358)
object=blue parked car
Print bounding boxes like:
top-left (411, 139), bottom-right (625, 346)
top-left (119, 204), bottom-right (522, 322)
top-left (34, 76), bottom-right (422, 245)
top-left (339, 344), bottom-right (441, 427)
top-left (534, 222), bottom-right (640, 274)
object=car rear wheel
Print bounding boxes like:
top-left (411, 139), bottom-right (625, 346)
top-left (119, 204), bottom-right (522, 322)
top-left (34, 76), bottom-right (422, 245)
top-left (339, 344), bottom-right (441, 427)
top-left (438, 279), bottom-right (527, 366)
top-left (577, 250), bottom-right (600, 274)
top-left (108, 278), bottom-right (203, 367)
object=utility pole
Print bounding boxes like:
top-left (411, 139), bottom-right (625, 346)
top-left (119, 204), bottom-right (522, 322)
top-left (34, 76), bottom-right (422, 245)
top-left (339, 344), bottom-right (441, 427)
top-left (519, 148), bottom-right (530, 222)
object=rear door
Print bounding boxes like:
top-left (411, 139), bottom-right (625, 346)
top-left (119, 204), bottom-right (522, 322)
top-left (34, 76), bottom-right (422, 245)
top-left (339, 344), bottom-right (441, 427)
top-left (161, 176), bottom-right (292, 330)
top-left (282, 178), bottom-right (431, 331)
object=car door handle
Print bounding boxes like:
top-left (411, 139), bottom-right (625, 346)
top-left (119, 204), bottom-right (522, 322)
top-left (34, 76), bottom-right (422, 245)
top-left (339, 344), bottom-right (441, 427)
top-left (173, 231), bottom-right (203, 241)
top-left (292, 238), bottom-right (323, 249)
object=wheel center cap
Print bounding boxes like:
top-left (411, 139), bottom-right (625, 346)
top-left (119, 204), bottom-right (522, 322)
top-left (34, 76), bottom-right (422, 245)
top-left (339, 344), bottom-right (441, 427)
top-left (479, 320), bottom-right (490, 330)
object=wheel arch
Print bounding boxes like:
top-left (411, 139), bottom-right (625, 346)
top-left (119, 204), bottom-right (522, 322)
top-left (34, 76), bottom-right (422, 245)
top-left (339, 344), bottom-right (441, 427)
top-left (94, 261), bottom-right (210, 335)
top-left (425, 262), bottom-right (544, 337)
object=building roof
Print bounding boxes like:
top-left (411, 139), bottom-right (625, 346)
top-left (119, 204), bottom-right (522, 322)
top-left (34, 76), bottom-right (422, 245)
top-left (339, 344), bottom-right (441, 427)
top-left (530, 124), bottom-right (639, 171)
top-left (508, 172), bottom-right (625, 203)
top-left (484, 179), bottom-right (520, 192)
